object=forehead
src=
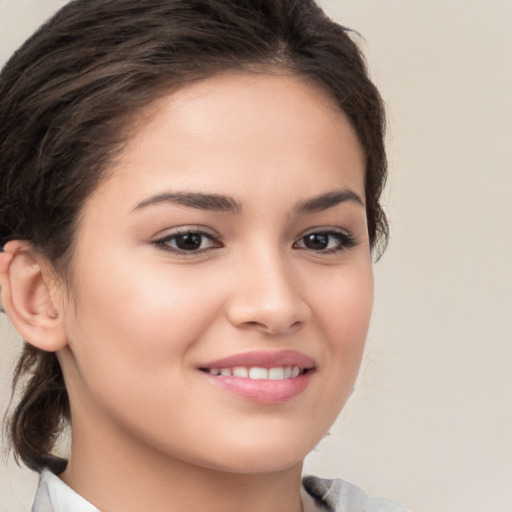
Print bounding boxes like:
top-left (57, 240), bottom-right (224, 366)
top-left (90, 71), bottom-right (365, 211)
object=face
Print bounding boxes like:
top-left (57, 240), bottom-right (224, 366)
top-left (56, 72), bottom-right (373, 474)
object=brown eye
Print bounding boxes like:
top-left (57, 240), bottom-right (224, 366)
top-left (294, 230), bottom-right (356, 253)
top-left (154, 229), bottom-right (222, 253)
top-left (302, 233), bottom-right (330, 250)
top-left (174, 233), bottom-right (203, 251)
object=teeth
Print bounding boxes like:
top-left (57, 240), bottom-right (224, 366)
top-left (206, 366), bottom-right (304, 380)
top-left (249, 367), bottom-right (268, 379)
top-left (233, 366), bottom-right (248, 378)
top-left (268, 367), bottom-right (285, 380)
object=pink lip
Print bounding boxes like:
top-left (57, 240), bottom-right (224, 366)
top-left (200, 350), bottom-right (315, 370)
top-left (199, 350), bottom-right (315, 404)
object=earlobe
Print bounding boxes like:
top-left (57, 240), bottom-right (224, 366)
top-left (0, 241), bottom-right (68, 352)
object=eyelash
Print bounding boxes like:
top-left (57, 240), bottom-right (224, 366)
top-left (293, 230), bottom-right (357, 254)
top-left (153, 229), bottom-right (222, 254)
top-left (153, 228), bottom-right (357, 255)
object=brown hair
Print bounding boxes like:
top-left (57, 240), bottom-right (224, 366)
top-left (0, 0), bottom-right (387, 473)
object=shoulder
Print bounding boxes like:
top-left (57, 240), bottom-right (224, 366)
top-left (302, 475), bottom-right (409, 512)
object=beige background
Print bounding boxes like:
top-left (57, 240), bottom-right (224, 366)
top-left (1, 0), bottom-right (511, 511)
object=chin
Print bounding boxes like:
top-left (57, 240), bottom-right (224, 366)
top-left (210, 455), bottom-right (304, 475)
top-left (197, 435), bottom-right (314, 475)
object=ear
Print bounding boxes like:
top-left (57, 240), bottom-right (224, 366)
top-left (0, 240), bottom-right (68, 352)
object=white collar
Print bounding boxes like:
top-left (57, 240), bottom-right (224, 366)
top-left (32, 469), bottom-right (99, 512)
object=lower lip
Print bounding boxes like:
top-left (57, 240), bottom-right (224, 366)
top-left (201, 371), bottom-right (313, 404)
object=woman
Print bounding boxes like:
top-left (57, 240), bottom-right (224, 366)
top-left (0, 0), bottom-right (406, 510)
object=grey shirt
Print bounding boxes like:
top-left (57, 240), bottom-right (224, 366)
top-left (32, 469), bottom-right (408, 512)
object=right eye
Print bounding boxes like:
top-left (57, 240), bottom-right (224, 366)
top-left (153, 229), bottom-right (222, 254)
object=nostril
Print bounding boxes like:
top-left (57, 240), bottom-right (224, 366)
top-left (238, 319), bottom-right (305, 336)
top-left (239, 321), bottom-right (261, 329)
top-left (226, 288), bottom-right (311, 335)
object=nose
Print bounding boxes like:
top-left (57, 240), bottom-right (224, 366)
top-left (225, 249), bottom-right (311, 335)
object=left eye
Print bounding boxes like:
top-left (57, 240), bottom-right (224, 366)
top-left (294, 231), bottom-right (355, 253)
top-left (155, 231), bottom-right (221, 253)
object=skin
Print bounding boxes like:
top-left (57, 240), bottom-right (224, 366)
top-left (1, 72), bottom-right (373, 512)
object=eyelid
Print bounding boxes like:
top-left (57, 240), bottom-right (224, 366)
top-left (150, 225), bottom-right (357, 256)
top-left (152, 226), bottom-right (223, 254)
top-left (293, 227), bottom-right (358, 253)
top-left (153, 225), bottom-right (218, 239)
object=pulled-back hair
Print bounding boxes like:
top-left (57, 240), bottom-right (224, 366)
top-left (0, 0), bottom-right (387, 473)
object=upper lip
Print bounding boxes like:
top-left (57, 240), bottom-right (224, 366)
top-left (200, 350), bottom-right (315, 370)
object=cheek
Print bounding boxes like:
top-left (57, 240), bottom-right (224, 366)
top-left (313, 257), bottom-right (373, 341)
top-left (59, 261), bottom-right (222, 435)
top-left (311, 258), bottom-right (373, 385)
top-left (62, 256), bottom-right (224, 384)
top-left (333, 272), bottom-right (373, 344)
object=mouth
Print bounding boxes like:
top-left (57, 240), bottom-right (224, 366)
top-left (198, 350), bottom-right (315, 404)
top-left (200, 366), bottom-right (310, 380)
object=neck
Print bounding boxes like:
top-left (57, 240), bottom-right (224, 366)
top-left (60, 419), bottom-right (305, 512)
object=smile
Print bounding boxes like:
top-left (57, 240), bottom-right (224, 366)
top-left (203, 366), bottom-right (306, 380)
top-left (199, 350), bottom-right (315, 404)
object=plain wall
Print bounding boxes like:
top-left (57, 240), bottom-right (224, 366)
top-left (1, 1), bottom-right (511, 511)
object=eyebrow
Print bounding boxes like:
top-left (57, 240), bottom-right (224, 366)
top-left (133, 188), bottom-right (363, 215)
top-left (294, 189), bottom-right (364, 214)
top-left (134, 192), bottom-right (242, 213)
